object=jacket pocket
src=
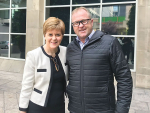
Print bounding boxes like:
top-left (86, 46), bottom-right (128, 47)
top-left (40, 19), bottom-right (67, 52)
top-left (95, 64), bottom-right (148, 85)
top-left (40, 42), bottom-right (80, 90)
top-left (37, 69), bottom-right (47, 72)
top-left (34, 88), bottom-right (42, 94)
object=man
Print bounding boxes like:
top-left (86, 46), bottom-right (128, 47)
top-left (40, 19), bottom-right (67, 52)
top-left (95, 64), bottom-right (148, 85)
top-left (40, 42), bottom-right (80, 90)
top-left (66, 7), bottom-right (132, 113)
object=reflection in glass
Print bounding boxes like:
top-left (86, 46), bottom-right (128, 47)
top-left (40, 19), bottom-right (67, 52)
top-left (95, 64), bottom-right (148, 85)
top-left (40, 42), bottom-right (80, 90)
top-left (117, 37), bottom-right (134, 69)
top-left (72, 0), bottom-right (100, 4)
top-left (12, 0), bottom-right (26, 8)
top-left (10, 35), bottom-right (26, 59)
top-left (0, 0), bottom-right (10, 8)
top-left (60, 36), bottom-right (69, 47)
top-left (103, 0), bottom-right (135, 3)
top-left (102, 4), bottom-right (135, 35)
top-left (46, 7), bottom-right (70, 34)
top-left (0, 34), bottom-right (9, 57)
top-left (11, 9), bottom-right (26, 33)
top-left (46, 0), bottom-right (70, 5)
top-left (0, 10), bottom-right (9, 33)
top-left (72, 6), bottom-right (100, 34)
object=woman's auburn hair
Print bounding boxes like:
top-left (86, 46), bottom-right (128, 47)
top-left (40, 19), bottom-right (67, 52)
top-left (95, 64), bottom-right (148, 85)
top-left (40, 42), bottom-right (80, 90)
top-left (43, 17), bottom-right (65, 36)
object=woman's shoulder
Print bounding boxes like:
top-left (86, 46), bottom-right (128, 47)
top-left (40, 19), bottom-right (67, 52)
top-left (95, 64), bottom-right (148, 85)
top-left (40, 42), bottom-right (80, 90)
top-left (27, 46), bottom-right (42, 56)
top-left (59, 45), bottom-right (67, 51)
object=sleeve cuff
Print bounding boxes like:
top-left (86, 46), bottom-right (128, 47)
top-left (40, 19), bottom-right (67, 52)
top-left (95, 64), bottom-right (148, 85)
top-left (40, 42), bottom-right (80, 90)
top-left (19, 107), bottom-right (28, 111)
top-left (115, 104), bottom-right (130, 113)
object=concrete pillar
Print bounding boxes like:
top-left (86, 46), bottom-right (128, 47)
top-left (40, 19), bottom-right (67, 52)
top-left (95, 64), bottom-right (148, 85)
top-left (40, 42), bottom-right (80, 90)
top-left (136, 0), bottom-right (150, 88)
top-left (26, 0), bottom-right (44, 55)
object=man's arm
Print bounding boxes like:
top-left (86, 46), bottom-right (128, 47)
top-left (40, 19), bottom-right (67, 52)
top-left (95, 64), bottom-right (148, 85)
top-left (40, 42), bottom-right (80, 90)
top-left (109, 38), bottom-right (133, 113)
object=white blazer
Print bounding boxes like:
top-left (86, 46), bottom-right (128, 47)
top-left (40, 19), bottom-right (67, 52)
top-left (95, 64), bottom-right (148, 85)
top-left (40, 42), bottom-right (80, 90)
top-left (19, 46), bottom-right (68, 110)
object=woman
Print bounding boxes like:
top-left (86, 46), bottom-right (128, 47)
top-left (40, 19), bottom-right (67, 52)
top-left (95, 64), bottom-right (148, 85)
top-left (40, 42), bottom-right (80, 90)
top-left (19, 17), bottom-right (68, 113)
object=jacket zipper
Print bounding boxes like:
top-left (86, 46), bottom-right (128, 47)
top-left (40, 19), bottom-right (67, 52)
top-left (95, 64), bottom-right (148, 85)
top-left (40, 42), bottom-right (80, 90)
top-left (80, 50), bottom-right (85, 113)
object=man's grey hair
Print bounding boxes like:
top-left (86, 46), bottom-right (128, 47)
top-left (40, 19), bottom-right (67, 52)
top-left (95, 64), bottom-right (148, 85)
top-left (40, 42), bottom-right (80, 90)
top-left (72, 7), bottom-right (92, 19)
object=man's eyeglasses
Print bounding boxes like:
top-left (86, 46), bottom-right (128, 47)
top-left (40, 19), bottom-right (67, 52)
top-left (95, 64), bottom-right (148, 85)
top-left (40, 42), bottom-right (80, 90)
top-left (72, 19), bottom-right (91, 27)
top-left (51, 57), bottom-right (59, 71)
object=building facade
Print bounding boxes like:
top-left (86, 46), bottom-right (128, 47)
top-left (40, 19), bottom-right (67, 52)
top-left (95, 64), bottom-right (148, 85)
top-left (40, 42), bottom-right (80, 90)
top-left (0, 0), bottom-right (150, 88)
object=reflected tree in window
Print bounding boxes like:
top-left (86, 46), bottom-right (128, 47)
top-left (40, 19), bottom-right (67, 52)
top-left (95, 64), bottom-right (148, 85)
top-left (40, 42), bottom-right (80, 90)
top-left (102, 21), bottom-right (117, 35)
top-left (127, 4), bottom-right (135, 35)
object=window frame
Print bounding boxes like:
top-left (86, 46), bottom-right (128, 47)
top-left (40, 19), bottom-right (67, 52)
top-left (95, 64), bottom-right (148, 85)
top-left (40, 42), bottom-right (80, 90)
top-left (0, 0), bottom-right (26, 61)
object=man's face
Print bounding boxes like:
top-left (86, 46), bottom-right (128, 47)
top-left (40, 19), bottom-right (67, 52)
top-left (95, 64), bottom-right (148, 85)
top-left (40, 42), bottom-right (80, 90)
top-left (72, 9), bottom-right (93, 41)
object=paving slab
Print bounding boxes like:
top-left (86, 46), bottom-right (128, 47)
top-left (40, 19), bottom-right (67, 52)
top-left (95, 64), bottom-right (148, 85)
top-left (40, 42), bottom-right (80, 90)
top-left (0, 91), bottom-right (3, 108)
top-left (5, 109), bottom-right (19, 113)
top-left (4, 92), bottom-right (18, 110)
top-left (129, 109), bottom-right (136, 113)
top-left (130, 100), bottom-right (149, 111)
top-left (0, 79), bottom-right (11, 86)
top-left (133, 93), bottom-right (150, 103)
top-left (0, 107), bottom-right (4, 113)
top-left (135, 110), bottom-right (150, 113)
top-left (0, 81), bottom-right (22, 89)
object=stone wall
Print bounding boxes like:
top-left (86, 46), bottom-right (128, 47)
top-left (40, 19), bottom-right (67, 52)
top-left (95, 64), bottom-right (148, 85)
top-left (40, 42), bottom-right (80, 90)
top-left (25, 0), bottom-right (44, 54)
top-left (0, 58), bottom-right (25, 73)
top-left (136, 0), bottom-right (150, 88)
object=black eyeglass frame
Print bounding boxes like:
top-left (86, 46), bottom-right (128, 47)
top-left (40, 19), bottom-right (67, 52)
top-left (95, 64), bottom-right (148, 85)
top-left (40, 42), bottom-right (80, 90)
top-left (72, 19), bottom-right (91, 27)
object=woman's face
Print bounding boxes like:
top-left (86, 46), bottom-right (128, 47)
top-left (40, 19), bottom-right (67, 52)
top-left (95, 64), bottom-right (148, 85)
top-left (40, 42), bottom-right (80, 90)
top-left (45, 29), bottom-right (63, 50)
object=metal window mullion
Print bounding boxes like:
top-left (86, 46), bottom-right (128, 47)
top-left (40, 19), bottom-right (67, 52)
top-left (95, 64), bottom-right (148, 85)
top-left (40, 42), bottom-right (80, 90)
top-left (133, 0), bottom-right (138, 72)
top-left (0, 33), bottom-right (10, 34)
top-left (8, 0), bottom-right (12, 58)
top-left (72, 3), bottom-right (101, 7)
top-left (69, 0), bottom-right (72, 43)
top-left (45, 5), bottom-right (70, 8)
top-left (10, 33), bottom-right (26, 35)
top-left (43, 0), bottom-right (46, 45)
top-left (10, 7), bottom-right (27, 9)
top-left (71, 34), bottom-right (77, 36)
top-left (64, 34), bottom-right (70, 36)
top-left (111, 35), bottom-right (135, 37)
top-left (45, 3), bottom-right (101, 8)
top-left (0, 8), bottom-right (10, 10)
top-left (102, 1), bottom-right (136, 5)
top-left (99, 0), bottom-right (102, 31)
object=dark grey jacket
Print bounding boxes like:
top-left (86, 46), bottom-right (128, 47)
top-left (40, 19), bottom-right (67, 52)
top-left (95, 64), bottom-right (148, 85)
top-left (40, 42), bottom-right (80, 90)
top-left (66, 30), bottom-right (133, 113)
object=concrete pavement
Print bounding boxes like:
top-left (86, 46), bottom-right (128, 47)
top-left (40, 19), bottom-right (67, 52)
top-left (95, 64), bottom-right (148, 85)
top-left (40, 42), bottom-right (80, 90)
top-left (0, 70), bottom-right (150, 113)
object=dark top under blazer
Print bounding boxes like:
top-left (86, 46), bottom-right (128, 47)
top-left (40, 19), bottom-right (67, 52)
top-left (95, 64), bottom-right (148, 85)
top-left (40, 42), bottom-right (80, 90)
top-left (66, 30), bottom-right (133, 113)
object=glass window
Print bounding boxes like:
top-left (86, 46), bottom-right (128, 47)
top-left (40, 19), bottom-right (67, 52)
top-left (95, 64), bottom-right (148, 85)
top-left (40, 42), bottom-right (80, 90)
top-left (10, 35), bottom-right (25, 59)
top-left (12, 0), bottom-right (26, 8)
top-left (46, 7), bottom-right (70, 34)
top-left (116, 37), bottom-right (134, 69)
top-left (0, 34), bottom-right (9, 57)
top-left (103, 0), bottom-right (136, 3)
top-left (72, 6), bottom-right (100, 34)
top-left (0, 10), bottom-right (10, 33)
top-left (60, 36), bottom-right (69, 47)
top-left (11, 9), bottom-right (26, 33)
top-left (46, 0), bottom-right (70, 5)
top-left (0, 0), bottom-right (10, 8)
top-left (102, 4), bottom-right (135, 35)
top-left (72, 0), bottom-right (100, 4)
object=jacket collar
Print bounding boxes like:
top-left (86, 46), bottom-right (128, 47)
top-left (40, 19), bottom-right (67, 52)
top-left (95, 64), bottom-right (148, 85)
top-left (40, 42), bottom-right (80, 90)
top-left (41, 46), bottom-right (60, 58)
top-left (73, 30), bottom-right (104, 48)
